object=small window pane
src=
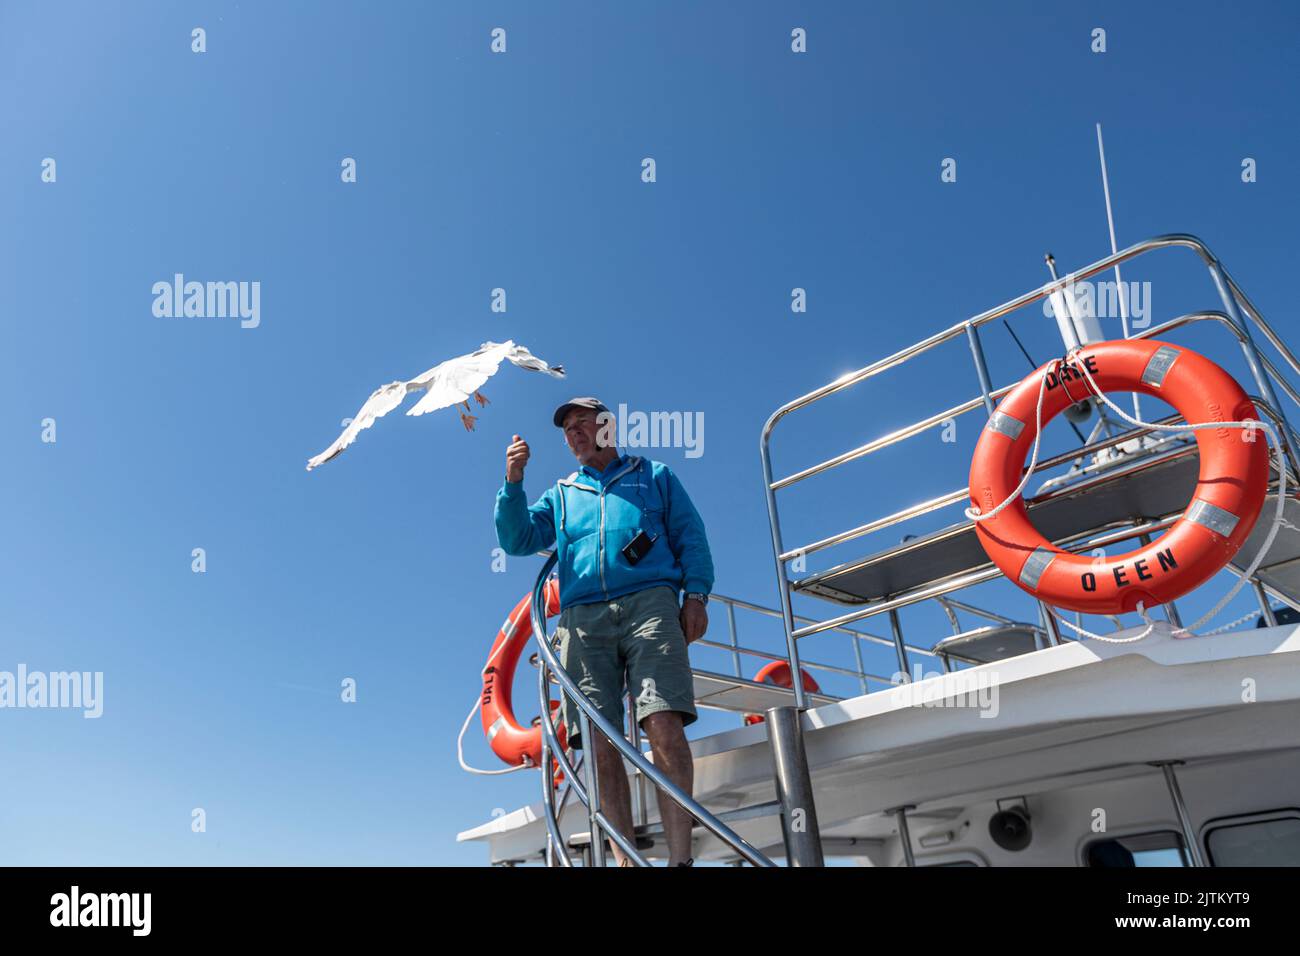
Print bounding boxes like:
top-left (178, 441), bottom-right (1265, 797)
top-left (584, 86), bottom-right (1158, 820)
top-left (1207, 816), bottom-right (1300, 866)
top-left (1133, 847), bottom-right (1187, 867)
top-left (1087, 831), bottom-right (1187, 867)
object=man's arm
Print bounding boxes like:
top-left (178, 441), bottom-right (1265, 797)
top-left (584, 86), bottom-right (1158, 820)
top-left (494, 433), bottom-right (557, 556)
top-left (662, 466), bottom-right (714, 595)
top-left (494, 480), bottom-right (557, 556)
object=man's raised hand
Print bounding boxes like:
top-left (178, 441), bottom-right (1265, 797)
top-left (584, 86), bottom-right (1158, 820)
top-left (506, 434), bottom-right (530, 483)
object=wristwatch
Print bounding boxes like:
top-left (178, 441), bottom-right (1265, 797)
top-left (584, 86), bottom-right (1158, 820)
top-left (685, 592), bottom-right (709, 606)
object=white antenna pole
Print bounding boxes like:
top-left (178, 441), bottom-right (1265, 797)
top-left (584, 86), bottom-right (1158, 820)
top-left (1096, 122), bottom-right (1141, 420)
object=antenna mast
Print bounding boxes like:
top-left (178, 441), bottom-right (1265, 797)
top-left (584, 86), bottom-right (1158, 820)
top-left (1096, 122), bottom-right (1142, 420)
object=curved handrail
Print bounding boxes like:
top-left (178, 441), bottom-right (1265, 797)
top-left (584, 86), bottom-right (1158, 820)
top-left (530, 553), bottom-right (776, 867)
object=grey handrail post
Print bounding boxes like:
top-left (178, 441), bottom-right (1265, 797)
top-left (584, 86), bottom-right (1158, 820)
top-left (1252, 577), bottom-right (1278, 626)
top-left (765, 706), bottom-right (824, 866)
top-left (627, 693), bottom-right (648, 828)
top-left (578, 710), bottom-right (606, 867)
top-left (725, 601), bottom-right (742, 678)
top-left (760, 442), bottom-right (810, 712)
top-left (893, 806), bottom-right (917, 867)
top-left (888, 609), bottom-right (911, 680)
top-left (1038, 601), bottom-right (1063, 646)
top-left (1152, 760), bottom-right (1205, 867)
top-left (849, 630), bottom-right (869, 696)
top-left (537, 645), bottom-right (575, 868)
top-left (964, 322), bottom-right (996, 417)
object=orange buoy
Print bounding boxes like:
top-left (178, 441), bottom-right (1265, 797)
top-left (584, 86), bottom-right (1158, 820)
top-left (481, 578), bottom-right (566, 767)
top-left (743, 661), bottom-right (821, 725)
top-left (968, 339), bottom-right (1269, 615)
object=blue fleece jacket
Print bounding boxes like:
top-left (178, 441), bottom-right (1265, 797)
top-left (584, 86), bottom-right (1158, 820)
top-left (494, 453), bottom-right (714, 608)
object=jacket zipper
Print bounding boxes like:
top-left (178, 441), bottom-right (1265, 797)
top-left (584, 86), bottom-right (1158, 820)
top-left (597, 457), bottom-right (641, 600)
top-left (598, 493), bottom-right (607, 597)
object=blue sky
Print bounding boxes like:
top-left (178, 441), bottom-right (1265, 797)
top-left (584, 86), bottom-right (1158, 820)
top-left (2, 1), bottom-right (1297, 864)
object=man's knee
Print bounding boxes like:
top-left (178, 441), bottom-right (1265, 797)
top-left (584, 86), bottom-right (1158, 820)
top-left (592, 734), bottom-right (626, 773)
top-left (640, 711), bottom-right (687, 747)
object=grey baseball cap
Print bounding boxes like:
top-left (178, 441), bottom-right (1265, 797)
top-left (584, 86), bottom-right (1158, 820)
top-left (553, 396), bottom-right (609, 427)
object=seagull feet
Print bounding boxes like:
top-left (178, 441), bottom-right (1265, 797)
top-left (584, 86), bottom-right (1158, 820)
top-left (473, 390), bottom-right (490, 407)
top-left (460, 411), bottom-right (478, 431)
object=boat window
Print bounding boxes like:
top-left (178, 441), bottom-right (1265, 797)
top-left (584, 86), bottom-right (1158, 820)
top-left (1084, 831), bottom-right (1188, 867)
top-left (1205, 811), bottom-right (1300, 866)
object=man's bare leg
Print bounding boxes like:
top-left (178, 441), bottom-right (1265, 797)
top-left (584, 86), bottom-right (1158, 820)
top-left (641, 711), bottom-right (695, 865)
top-left (592, 733), bottom-right (635, 866)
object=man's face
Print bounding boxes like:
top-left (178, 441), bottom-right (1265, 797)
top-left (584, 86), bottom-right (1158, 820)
top-left (562, 409), bottom-right (613, 465)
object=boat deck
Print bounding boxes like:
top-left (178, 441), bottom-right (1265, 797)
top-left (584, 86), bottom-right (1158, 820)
top-left (459, 621), bottom-right (1300, 864)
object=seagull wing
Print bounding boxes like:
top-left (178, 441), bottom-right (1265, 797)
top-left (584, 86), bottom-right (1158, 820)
top-left (406, 341), bottom-right (515, 417)
top-left (505, 343), bottom-right (566, 378)
top-left (305, 379), bottom-right (417, 471)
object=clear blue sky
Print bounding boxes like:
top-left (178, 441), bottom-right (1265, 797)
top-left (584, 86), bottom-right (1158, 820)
top-left (2, 1), bottom-right (1297, 864)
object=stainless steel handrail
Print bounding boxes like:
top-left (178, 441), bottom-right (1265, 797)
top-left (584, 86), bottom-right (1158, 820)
top-left (779, 310), bottom-right (1299, 565)
top-left (785, 445), bottom-right (1291, 642)
top-left (530, 554), bottom-right (776, 867)
top-left (760, 234), bottom-right (1300, 709)
top-left (790, 514), bottom-right (1189, 640)
top-left (794, 441), bottom-right (1201, 593)
top-left (689, 644), bottom-right (895, 687)
top-left (711, 591), bottom-right (939, 659)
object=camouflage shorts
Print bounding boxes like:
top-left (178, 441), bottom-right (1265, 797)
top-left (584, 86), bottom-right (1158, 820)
top-left (555, 585), bottom-right (698, 750)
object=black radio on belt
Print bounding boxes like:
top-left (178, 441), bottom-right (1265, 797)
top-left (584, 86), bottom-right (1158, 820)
top-left (621, 530), bottom-right (659, 565)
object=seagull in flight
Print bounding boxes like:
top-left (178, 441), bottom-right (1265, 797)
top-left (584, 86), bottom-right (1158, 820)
top-left (306, 340), bottom-right (564, 471)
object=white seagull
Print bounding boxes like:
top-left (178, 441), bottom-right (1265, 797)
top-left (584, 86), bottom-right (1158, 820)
top-left (306, 340), bottom-right (565, 471)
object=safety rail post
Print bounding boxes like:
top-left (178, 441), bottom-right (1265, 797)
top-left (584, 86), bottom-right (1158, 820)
top-left (578, 711), bottom-right (606, 867)
top-left (724, 601), bottom-right (743, 677)
top-left (848, 630), bottom-right (870, 696)
top-left (892, 806), bottom-right (917, 867)
top-left (888, 609), bottom-right (911, 681)
top-left (1252, 578), bottom-right (1279, 627)
top-left (1038, 601), bottom-right (1063, 646)
top-left (760, 451), bottom-right (810, 713)
top-left (765, 706), bottom-right (824, 866)
top-left (1152, 761), bottom-right (1205, 867)
top-left (964, 322), bottom-right (996, 417)
top-left (537, 651), bottom-right (576, 867)
top-left (627, 694), bottom-right (648, 828)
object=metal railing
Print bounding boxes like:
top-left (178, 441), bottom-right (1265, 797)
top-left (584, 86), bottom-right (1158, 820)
top-left (703, 591), bottom-right (942, 700)
top-left (760, 234), bottom-right (1300, 710)
top-left (530, 553), bottom-right (777, 867)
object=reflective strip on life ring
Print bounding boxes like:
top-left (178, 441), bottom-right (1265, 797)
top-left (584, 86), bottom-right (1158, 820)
top-left (968, 339), bottom-right (1270, 615)
top-left (480, 578), bottom-right (565, 767)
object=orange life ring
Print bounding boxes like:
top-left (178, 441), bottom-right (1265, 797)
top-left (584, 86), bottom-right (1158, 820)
top-left (743, 661), bottom-right (821, 725)
top-left (481, 578), bottom-right (566, 767)
top-left (968, 339), bottom-right (1269, 615)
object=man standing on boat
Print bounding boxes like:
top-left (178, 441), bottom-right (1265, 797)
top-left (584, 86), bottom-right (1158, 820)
top-left (494, 396), bottom-right (712, 867)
